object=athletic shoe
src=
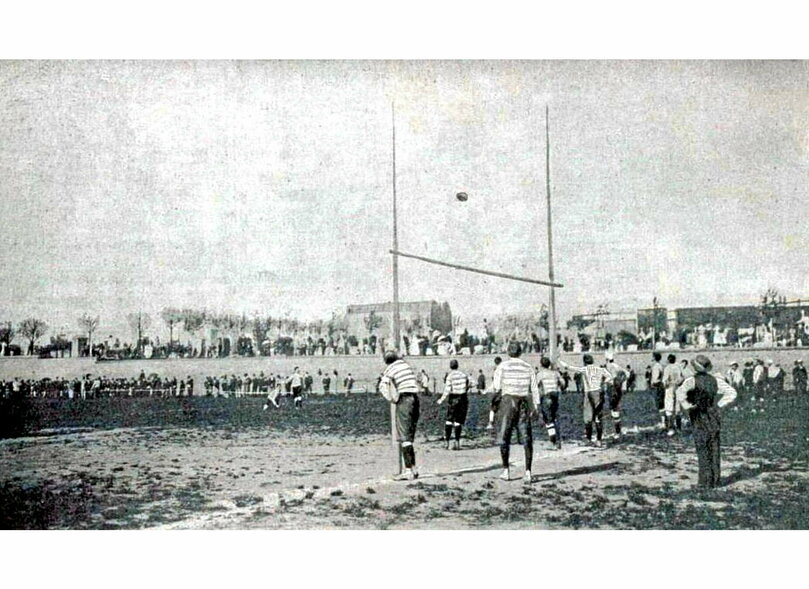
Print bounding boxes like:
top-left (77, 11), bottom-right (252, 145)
top-left (523, 471), bottom-right (532, 483)
top-left (593, 440), bottom-right (603, 449)
top-left (499, 469), bottom-right (510, 481)
top-left (612, 433), bottom-right (621, 441)
top-left (555, 440), bottom-right (562, 450)
top-left (394, 469), bottom-right (417, 481)
top-left (486, 423), bottom-right (494, 430)
top-left (666, 429), bottom-right (675, 437)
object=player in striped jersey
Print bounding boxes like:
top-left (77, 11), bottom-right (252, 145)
top-left (493, 342), bottom-right (538, 483)
top-left (535, 357), bottom-right (562, 449)
top-left (437, 359), bottom-right (470, 450)
top-left (379, 351), bottom-right (421, 481)
top-left (558, 354), bottom-right (612, 447)
top-left (604, 352), bottom-right (628, 441)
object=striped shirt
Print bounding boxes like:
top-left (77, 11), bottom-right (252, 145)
top-left (443, 370), bottom-right (469, 395)
top-left (382, 359), bottom-right (419, 394)
top-left (493, 358), bottom-right (538, 397)
top-left (560, 361), bottom-right (611, 393)
top-left (536, 368), bottom-right (560, 394)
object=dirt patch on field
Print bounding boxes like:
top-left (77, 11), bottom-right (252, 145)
top-left (1, 394), bottom-right (807, 529)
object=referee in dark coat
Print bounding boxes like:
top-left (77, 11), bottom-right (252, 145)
top-left (676, 355), bottom-right (738, 488)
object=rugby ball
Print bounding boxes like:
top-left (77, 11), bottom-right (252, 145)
top-left (456, 192), bottom-right (468, 202)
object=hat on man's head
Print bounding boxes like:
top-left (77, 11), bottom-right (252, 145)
top-left (767, 359), bottom-right (774, 365)
top-left (691, 355), bottom-right (712, 373)
top-left (730, 361), bottom-right (738, 367)
top-left (798, 359), bottom-right (804, 363)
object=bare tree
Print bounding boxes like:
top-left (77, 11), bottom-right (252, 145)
top-left (127, 312), bottom-right (152, 356)
top-left (77, 313), bottom-right (100, 357)
top-left (0, 321), bottom-right (14, 356)
top-left (161, 307), bottom-right (183, 344)
top-left (760, 287), bottom-right (786, 343)
top-left (18, 317), bottom-right (48, 355)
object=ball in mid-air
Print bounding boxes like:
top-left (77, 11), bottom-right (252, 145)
top-left (456, 191), bottom-right (468, 202)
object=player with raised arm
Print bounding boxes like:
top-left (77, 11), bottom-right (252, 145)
top-left (437, 359), bottom-right (470, 450)
top-left (493, 343), bottom-right (538, 483)
top-left (558, 353), bottom-right (613, 447)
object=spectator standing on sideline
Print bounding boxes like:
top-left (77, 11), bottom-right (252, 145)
top-left (675, 355), bottom-right (737, 488)
top-left (793, 360), bottom-right (807, 395)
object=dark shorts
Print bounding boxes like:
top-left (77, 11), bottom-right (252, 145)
top-left (653, 383), bottom-right (665, 410)
top-left (583, 390), bottom-right (604, 424)
top-left (446, 393), bottom-right (469, 425)
top-left (540, 392), bottom-right (559, 425)
top-left (607, 384), bottom-right (623, 412)
top-left (395, 393), bottom-right (420, 443)
top-left (292, 386), bottom-right (302, 398)
top-left (490, 391), bottom-right (502, 413)
top-left (496, 395), bottom-right (533, 446)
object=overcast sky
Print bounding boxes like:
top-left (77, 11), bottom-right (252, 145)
top-left (1, 60), bottom-right (808, 339)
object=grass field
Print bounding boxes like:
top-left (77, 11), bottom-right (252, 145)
top-left (1, 389), bottom-right (807, 529)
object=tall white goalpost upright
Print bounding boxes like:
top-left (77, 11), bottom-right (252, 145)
top-left (545, 105), bottom-right (559, 362)
top-left (390, 102), bottom-right (403, 475)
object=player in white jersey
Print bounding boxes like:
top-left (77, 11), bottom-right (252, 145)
top-left (535, 357), bottom-right (562, 449)
top-left (493, 342), bottom-right (538, 483)
top-left (558, 354), bottom-right (613, 447)
top-left (604, 352), bottom-right (627, 441)
top-left (662, 354), bottom-right (684, 436)
top-left (379, 351), bottom-right (421, 481)
top-left (287, 367), bottom-right (304, 408)
top-left (437, 359), bottom-right (470, 450)
top-left (651, 352), bottom-right (666, 428)
top-left (486, 356), bottom-right (503, 429)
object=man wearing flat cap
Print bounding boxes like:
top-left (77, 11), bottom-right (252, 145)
top-left (675, 355), bottom-right (738, 488)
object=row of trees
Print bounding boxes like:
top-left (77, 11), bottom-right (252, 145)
top-left (0, 319), bottom-right (50, 356)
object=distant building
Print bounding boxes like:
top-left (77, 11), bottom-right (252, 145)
top-left (345, 300), bottom-right (452, 340)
